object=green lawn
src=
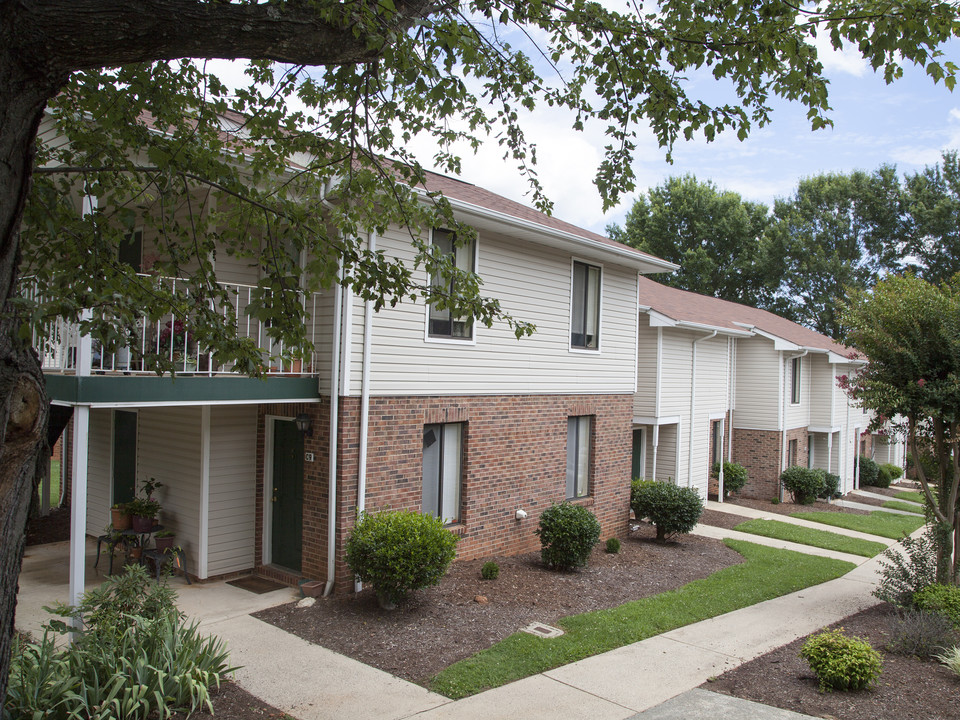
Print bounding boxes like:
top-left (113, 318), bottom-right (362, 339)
top-left (48, 459), bottom-right (62, 507)
top-left (789, 510), bottom-right (924, 539)
top-left (894, 490), bottom-right (928, 504)
top-left (429, 540), bottom-right (854, 699)
top-left (732, 518), bottom-right (887, 557)
top-left (882, 500), bottom-right (925, 515)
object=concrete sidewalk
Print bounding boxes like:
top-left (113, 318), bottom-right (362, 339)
top-left (16, 525), bottom-right (893, 720)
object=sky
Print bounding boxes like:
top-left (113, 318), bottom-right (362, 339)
top-left (408, 39), bottom-right (960, 237)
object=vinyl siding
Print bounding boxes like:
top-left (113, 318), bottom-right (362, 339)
top-left (689, 335), bottom-right (730, 496)
top-left (809, 355), bottom-right (834, 427)
top-left (137, 407), bottom-right (203, 574)
top-left (653, 424), bottom-right (679, 482)
top-left (784, 354), bottom-right (812, 429)
top-left (658, 331), bottom-right (693, 416)
top-left (634, 317), bottom-right (658, 417)
top-left (733, 340), bottom-right (780, 428)
top-left (85, 410), bottom-right (114, 537)
top-left (346, 226), bottom-right (639, 396)
top-left (206, 406), bottom-right (258, 576)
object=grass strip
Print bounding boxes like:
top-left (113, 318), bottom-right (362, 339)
top-left (732, 518), bottom-right (887, 557)
top-left (789, 510), bottom-right (924, 539)
top-left (882, 500), bottom-right (925, 515)
top-left (894, 490), bottom-right (927, 504)
top-left (429, 540), bottom-right (853, 699)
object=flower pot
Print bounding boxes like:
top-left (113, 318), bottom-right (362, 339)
top-left (154, 536), bottom-right (175, 551)
top-left (111, 507), bottom-right (131, 531)
top-left (131, 514), bottom-right (154, 533)
top-left (128, 546), bottom-right (142, 561)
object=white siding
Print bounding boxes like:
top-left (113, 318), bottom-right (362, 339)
top-left (653, 424), bottom-right (679, 482)
top-left (206, 406), bottom-right (258, 577)
top-left (137, 407), bottom-right (203, 574)
top-left (658, 331), bottom-right (693, 416)
top-left (809, 355), bottom-right (834, 427)
top-left (634, 317), bottom-right (658, 417)
top-left (346, 227), bottom-right (639, 395)
top-left (784, 354), bottom-right (812, 429)
top-left (733, 340), bottom-right (780, 428)
top-left (85, 410), bottom-right (113, 537)
top-left (689, 335), bottom-right (730, 496)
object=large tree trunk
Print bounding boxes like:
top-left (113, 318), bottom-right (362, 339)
top-left (0, 50), bottom-right (62, 700)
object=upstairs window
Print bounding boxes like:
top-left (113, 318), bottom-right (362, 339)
top-left (791, 356), bottom-right (802, 405)
top-left (571, 261), bottom-right (600, 350)
top-left (428, 229), bottom-right (474, 340)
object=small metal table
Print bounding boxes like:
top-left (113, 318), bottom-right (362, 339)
top-left (94, 526), bottom-right (164, 574)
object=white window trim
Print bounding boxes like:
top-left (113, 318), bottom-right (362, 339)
top-left (422, 421), bottom-right (464, 524)
top-left (566, 415), bottom-right (592, 498)
top-left (568, 257), bottom-right (603, 354)
top-left (790, 356), bottom-right (802, 405)
top-left (423, 228), bottom-right (479, 346)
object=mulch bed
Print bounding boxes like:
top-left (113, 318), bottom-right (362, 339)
top-left (169, 682), bottom-right (290, 720)
top-left (255, 525), bottom-right (742, 685)
top-left (699, 508), bottom-right (752, 530)
top-left (25, 506), bottom-right (71, 546)
top-left (727, 496), bottom-right (870, 516)
top-left (704, 603), bottom-right (960, 720)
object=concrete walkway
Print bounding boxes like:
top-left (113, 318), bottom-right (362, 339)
top-left (17, 518), bottom-right (898, 720)
top-left (834, 498), bottom-right (921, 515)
top-left (852, 489), bottom-right (922, 505)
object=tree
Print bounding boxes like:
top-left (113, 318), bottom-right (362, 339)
top-left (903, 150), bottom-right (960, 283)
top-left (607, 175), bottom-right (779, 307)
top-left (841, 274), bottom-right (960, 585)
top-left (765, 168), bottom-right (904, 339)
top-left (2, 0), bottom-right (960, 698)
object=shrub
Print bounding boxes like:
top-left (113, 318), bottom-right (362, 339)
top-left (936, 646), bottom-right (960, 677)
top-left (799, 629), bottom-right (883, 692)
top-left (631, 479), bottom-right (704, 543)
top-left (858, 455), bottom-right (882, 487)
top-left (6, 566), bottom-right (232, 720)
top-left (887, 609), bottom-right (958, 658)
top-left (880, 463), bottom-right (904, 481)
top-left (780, 466), bottom-right (826, 504)
top-left (712, 461), bottom-right (748, 496)
top-left (876, 464), bottom-right (892, 488)
top-left (605, 537), bottom-right (621, 554)
top-left (345, 509), bottom-right (459, 607)
top-left (872, 528), bottom-right (939, 607)
top-left (480, 561), bottom-right (500, 581)
top-left (915, 584), bottom-right (960, 627)
top-left (535, 502), bottom-right (600, 570)
top-left (819, 472), bottom-right (841, 499)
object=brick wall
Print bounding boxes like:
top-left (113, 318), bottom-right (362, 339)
top-left (732, 428), bottom-right (782, 500)
top-left (260, 393), bottom-right (633, 594)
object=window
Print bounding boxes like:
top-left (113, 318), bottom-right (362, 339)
top-left (570, 261), bottom-right (601, 349)
top-left (566, 416), bottom-right (592, 498)
top-left (119, 229), bottom-right (143, 273)
top-left (428, 229), bottom-right (474, 339)
top-left (422, 423), bottom-right (463, 523)
top-left (787, 438), bottom-right (798, 468)
top-left (790, 356), bottom-right (802, 404)
top-left (711, 420), bottom-right (723, 467)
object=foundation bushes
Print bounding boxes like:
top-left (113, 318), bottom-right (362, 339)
top-left (819, 472), bottom-right (842, 500)
top-left (880, 463), bottom-right (904, 482)
top-left (345, 509), bottom-right (459, 608)
top-left (858, 455), bottom-right (884, 487)
top-left (631, 479), bottom-right (704, 543)
top-left (781, 466), bottom-right (826, 504)
top-left (799, 629), bottom-right (883, 692)
top-left (712, 461), bottom-right (748, 497)
top-left (535, 502), bottom-right (600, 570)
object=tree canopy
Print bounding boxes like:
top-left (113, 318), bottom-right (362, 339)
top-left (4, 0), bottom-right (960, 699)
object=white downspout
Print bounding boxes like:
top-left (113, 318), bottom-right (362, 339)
top-left (688, 330), bottom-right (717, 489)
top-left (354, 231), bottom-right (377, 593)
top-left (728, 337), bottom-right (736, 463)
top-left (651, 327), bottom-right (662, 480)
top-left (324, 261), bottom-right (346, 597)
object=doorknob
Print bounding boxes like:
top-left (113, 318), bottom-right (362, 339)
top-left (272, 487), bottom-right (278, 503)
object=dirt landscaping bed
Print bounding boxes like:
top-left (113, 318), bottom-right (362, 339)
top-left (727, 496), bottom-right (869, 516)
top-left (254, 525), bottom-right (742, 685)
top-left (704, 603), bottom-right (959, 720)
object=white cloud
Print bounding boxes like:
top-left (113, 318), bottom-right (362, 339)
top-left (812, 32), bottom-right (869, 77)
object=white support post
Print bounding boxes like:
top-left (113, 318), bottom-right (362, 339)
top-left (69, 405), bottom-right (90, 612)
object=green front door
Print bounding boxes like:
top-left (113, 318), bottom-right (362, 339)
top-left (271, 419), bottom-right (303, 572)
top-left (113, 410), bottom-right (137, 505)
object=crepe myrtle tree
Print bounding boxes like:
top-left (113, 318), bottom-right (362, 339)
top-left (840, 274), bottom-right (960, 585)
top-left (1, 0), bottom-right (960, 697)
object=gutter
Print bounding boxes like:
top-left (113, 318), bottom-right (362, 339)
top-left (324, 260), bottom-right (345, 597)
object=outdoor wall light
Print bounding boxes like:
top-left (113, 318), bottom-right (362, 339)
top-left (294, 413), bottom-right (313, 437)
top-left (515, 508), bottom-right (528, 520)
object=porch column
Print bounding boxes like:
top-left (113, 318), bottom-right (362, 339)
top-left (68, 405), bottom-right (90, 611)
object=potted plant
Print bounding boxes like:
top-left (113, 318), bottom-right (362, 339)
top-left (110, 502), bottom-right (131, 531)
top-left (126, 496), bottom-right (161, 532)
top-left (124, 534), bottom-right (142, 563)
top-left (154, 529), bottom-right (175, 551)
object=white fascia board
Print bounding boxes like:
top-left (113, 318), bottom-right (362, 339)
top-left (433, 193), bottom-right (679, 274)
top-left (829, 352), bottom-right (867, 366)
top-left (809, 425), bottom-right (841, 434)
top-left (642, 311), bottom-right (752, 337)
top-left (634, 415), bottom-right (682, 425)
top-left (646, 310), bottom-right (678, 327)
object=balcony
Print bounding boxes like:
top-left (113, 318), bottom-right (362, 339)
top-left (25, 277), bottom-right (327, 406)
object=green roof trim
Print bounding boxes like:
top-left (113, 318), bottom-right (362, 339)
top-left (45, 374), bottom-right (320, 405)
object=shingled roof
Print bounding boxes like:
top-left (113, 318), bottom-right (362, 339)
top-left (637, 275), bottom-right (858, 359)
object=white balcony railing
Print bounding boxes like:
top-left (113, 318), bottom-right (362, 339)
top-left (24, 277), bottom-right (322, 377)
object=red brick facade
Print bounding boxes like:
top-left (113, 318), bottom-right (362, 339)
top-left (731, 427), bottom-right (809, 500)
top-left (255, 393), bottom-right (634, 593)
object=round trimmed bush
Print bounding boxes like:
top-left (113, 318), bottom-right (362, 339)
top-left (480, 561), bottom-right (500, 581)
top-left (858, 455), bottom-right (881, 487)
top-left (605, 537), bottom-right (621, 554)
top-left (345, 509), bottom-right (459, 608)
top-left (819, 472), bottom-right (842, 500)
top-left (880, 463), bottom-right (904, 481)
top-left (799, 629), bottom-right (883, 692)
top-left (712, 461), bottom-right (748, 497)
top-left (535, 502), bottom-right (600, 570)
top-left (631, 479), bottom-right (704, 543)
top-left (781, 466), bottom-right (826, 504)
